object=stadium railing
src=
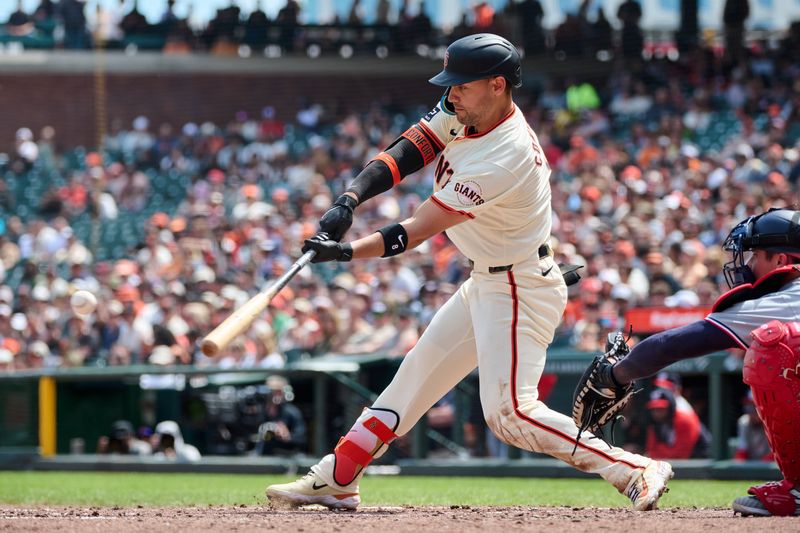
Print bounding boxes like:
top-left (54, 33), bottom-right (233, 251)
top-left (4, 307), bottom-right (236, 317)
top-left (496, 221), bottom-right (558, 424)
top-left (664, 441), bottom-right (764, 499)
top-left (0, 349), bottom-right (750, 462)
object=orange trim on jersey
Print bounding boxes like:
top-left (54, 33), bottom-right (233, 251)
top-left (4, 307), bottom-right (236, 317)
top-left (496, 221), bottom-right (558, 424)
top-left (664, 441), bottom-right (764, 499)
top-left (402, 126), bottom-right (439, 165)
top-left (372, 152), bottom-right (401, 186)
top-left (417, 121), bottom-right (445, 150)
top-left (430, 195), bottom-right (475, 219)
top-left (505, 271), bottom-right (646, 471)
top-left (464, 106), bottom-right (516, 139)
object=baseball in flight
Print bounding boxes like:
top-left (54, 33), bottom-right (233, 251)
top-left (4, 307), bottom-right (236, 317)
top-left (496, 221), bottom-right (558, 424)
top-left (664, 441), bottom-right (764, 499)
top-left (70, 290), bottom-right (97, 316)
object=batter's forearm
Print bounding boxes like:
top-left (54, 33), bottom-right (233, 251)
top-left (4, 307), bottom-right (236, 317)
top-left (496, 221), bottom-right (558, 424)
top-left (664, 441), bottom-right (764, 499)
top-left (348, 197), bottom-right (463, 260)
top-left (350, 232), bottom-right (387, 259)
top-left (613, 320), bottom-right (739, 383)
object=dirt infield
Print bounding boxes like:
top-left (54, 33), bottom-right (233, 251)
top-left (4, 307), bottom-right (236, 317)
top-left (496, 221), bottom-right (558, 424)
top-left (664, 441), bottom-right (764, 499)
top-left (1, 505), bottom-right (795, 532)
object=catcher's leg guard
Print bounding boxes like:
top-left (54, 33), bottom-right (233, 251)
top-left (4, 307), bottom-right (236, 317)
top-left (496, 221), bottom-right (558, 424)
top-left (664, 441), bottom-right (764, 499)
top-left (332, 407), bottom-right (399, 487)
top-left (733, 479), bottom-right (800, 516)
top-left (743, 320), bottom-right (800, 485)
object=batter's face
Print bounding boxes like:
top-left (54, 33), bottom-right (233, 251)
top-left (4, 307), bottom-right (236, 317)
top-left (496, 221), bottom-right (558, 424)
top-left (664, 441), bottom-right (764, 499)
top-left (447, 77), bottom-right (505, 128)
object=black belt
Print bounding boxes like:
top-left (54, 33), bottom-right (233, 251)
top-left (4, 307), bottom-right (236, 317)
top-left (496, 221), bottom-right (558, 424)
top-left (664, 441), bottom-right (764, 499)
top-left (470, 244), bottom-right (551, 273)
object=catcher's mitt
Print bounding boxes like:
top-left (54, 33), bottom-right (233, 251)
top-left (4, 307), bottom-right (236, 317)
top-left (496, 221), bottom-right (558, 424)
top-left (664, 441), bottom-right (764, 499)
top-left (572, 330), bottom-right (636, 451)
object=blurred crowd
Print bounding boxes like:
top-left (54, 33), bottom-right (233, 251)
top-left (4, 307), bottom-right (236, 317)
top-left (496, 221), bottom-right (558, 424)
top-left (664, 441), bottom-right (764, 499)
top-left (0, 0), bottom-right (538, 55)
top-left (1, 37), bottom-right (800, 375)
top-left (1, 0), bottom-right (784, 62)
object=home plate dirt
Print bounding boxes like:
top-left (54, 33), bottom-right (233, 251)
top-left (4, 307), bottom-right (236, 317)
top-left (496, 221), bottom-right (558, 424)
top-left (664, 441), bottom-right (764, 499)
top-left (0, 505), bottom-right (794, 532)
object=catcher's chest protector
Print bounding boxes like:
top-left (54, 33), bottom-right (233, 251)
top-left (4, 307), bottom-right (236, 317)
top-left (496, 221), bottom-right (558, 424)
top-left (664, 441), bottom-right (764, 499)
top-left (743, 320), bottom-right (800, 485)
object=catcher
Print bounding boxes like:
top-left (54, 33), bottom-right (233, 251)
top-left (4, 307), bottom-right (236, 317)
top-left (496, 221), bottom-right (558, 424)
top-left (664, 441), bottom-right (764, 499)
top-left (573, 207), bottom-right (800, 517)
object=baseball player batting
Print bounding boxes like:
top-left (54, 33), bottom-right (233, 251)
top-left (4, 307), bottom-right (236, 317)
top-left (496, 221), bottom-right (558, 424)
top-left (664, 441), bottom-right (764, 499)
top-left (573, 207), bottom-right (800, 517)
top-left (266, 33), bottom-right (672, 511)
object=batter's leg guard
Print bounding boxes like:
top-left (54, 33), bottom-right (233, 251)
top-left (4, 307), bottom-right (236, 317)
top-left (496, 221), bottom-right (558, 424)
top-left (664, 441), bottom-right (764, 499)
top-left (743, 320), bottom-right (800, 486)
top-left (331, 407), bottom-right (399, 487)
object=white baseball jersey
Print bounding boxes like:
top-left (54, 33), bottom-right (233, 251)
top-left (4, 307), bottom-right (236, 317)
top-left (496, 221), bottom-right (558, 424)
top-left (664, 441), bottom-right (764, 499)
top-left (418, 96), bottom-right (552, 266)
top-left (310, 95), bottom-right (654, 497)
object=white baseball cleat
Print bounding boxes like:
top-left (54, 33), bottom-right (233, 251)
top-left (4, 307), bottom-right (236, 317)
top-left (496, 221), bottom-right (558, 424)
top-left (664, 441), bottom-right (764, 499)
top-left (625, 460), bottom-right (673, 511)
top-left (266, 470), bottom-right (360, 511)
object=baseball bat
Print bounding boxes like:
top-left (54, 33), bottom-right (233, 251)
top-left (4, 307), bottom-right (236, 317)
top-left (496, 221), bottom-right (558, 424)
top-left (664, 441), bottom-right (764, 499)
top-left (200, 250), bottom-right (317, 357)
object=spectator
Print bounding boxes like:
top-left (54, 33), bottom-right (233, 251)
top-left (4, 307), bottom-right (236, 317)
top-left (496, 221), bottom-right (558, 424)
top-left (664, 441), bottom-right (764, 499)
top-left (376, 0), bottom-right (391, 25)
top-left (59, 0), bottom-right (89, 49)
top-left (518, 0), bottom-right (545, 55)
top-left (723, 0), bottom-right (749, 63)
top-left (33, 0), bottom-right (57, 24)
top-left (592, 8), bottom-right (613, 54)
top-left (120, 0), bottom-right (148, 36)
top-left (733, 390), bottom-right (773, 461)
top-left (617, 0), bottom-right (643, 60)
top-left (93, 0), bottom-right (124, 46)
top-left (254, 376), bottom-right (307, 456)
top-left (644, 388), bottom-right (710, 459)
top-left (348, 0), bottom-right (364, 25)
top-left (553, 12), bottom-right (587, 58)
top-left (152, 420), bottom-right (201, 462)
top-left (276, 0), bottom-right (300, 52)
top-left (244, 2), bottom-right (270, 49)
top-left (96, 420), bottom-right (152, 455)
top-left (7, 0), bottom-right (34, 37)
top-left (472, 2), bottom-right (494, 29)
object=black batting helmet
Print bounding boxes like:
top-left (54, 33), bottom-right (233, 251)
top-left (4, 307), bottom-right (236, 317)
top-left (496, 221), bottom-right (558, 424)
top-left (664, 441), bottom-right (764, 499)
top-left (429, 33), bottom-right (522, 89)
top-left (722, 207), bottom-right (800, 287)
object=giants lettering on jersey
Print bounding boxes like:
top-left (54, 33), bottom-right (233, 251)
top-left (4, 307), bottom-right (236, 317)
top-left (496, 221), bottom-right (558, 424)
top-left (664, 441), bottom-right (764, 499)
top-left (454, 181), bottom-right (485, 206)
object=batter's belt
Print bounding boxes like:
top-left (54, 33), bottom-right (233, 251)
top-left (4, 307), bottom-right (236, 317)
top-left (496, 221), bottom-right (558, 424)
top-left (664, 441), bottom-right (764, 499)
top-left (469, 244), bottom-right (552, 274)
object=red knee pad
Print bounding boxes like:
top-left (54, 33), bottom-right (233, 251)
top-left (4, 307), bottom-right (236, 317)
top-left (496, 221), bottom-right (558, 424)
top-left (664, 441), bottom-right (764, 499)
top-left (333, 414), bottom-right (398, 486)
top-left (743, 320), bottom-right (800, 485)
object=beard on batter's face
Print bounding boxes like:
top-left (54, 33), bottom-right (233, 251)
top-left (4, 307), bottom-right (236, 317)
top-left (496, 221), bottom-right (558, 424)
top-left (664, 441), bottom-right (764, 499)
top-left (454, 108), bottom-right (481, 127)
top-left (448, 79), bottom-right (492, 128)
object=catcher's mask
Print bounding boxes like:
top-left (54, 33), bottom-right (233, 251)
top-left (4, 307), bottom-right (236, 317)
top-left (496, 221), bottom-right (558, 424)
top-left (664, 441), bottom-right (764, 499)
top-left (722, 208), bottom-right (800, 288)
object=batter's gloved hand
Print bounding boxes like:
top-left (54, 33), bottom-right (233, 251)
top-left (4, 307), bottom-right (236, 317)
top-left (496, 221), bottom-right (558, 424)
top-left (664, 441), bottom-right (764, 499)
top-left (318, 194), bottom-right (357, 242)
top-left (302, 232), bottom-right (353, 263)
top-left (572, 331), bottom-right (636, 447)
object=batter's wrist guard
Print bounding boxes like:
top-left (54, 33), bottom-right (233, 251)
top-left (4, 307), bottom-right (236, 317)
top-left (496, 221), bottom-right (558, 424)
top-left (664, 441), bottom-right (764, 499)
top-left (377, 223), bottom-right (408, 257)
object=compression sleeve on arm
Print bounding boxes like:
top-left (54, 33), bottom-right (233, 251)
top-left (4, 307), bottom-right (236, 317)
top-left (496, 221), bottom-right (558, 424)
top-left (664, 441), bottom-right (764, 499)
top-left (613, 320), bottom-right (739, 383)
top-left (346, 126), bottom-right (444, 204)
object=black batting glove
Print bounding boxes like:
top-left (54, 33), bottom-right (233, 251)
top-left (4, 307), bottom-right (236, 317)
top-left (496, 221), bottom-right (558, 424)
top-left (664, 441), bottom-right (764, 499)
top-left (302, 232), bottom-right (353, 263)
top-left (318, 194), bottom-right (357, 242)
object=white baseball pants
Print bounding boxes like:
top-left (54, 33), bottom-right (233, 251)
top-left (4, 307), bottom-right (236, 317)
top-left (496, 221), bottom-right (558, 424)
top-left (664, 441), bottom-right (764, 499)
top-left (318, 254), bottom-right (650, 492)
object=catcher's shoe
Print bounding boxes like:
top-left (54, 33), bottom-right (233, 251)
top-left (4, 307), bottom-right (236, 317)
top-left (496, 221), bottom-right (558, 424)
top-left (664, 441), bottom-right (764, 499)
top-left (266, 470), bottom-right (360, 510)
top-left (732, 480), bottom-right (800, 517)
top-left (625, 460), bottom-right (673, 511)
